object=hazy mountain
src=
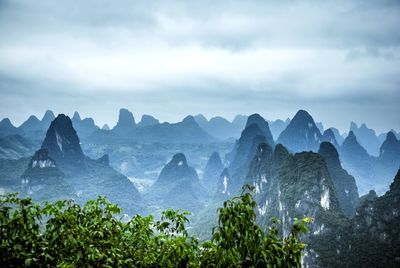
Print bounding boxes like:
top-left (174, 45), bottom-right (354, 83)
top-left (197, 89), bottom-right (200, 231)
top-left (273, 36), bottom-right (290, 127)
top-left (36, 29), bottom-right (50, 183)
top-left (245, 113), bottom-right (275, 147)
top-left (316, 121), bottom-right (324, 133)
top-left (321, 128), bottom-right (339, 148)
top-left (330, 127), bottom-right (345, 145)
top-left (112, 108), bottom-right (136, 134)
top-left (71, 111), bottom-right (99, 138)
top-left (225, 122), bottom-right (270, 193)
top-left (349, 122), bottom-right (381, 156)
top-left (193, 114), bottom-right (247, 140)
top-left (277, 110), bottom-right (322, 152)
top-left (0, 118), bottom-right (20, 138)
top-left (0, 134), bottom-right (36, 160)
top-left (137, 114), bottom-right (159, 127)
top-left (378, 129), bottom-right (400, 143)
top-left (201, 152), bottom-right (224, 194)
top-left (101, 124), bottom-right (110, 130)
top-left (146, 153), bottom-right (207, 212)
top-left (19, 115), bottom-right (42, 135)
top-left (268, 118), bottom-right (290, 140)
top-left (340, 131), bottom-right (375, 194)
top-left (319, 142), bottom-right (359, 218)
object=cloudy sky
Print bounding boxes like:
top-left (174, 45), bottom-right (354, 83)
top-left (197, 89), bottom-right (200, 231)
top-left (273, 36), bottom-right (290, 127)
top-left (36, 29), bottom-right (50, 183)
top-left (0, 0), bottom-right (399, 133)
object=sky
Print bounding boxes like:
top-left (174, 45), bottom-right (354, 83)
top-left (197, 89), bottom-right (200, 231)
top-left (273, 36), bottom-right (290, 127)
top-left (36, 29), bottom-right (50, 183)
top-left (0, 0), bottom-right (399, 133)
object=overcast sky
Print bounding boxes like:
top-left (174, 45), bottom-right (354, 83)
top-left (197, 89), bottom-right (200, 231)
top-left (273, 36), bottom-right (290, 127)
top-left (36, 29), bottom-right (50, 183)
top-left (0, 0), bottom-right (399, 133)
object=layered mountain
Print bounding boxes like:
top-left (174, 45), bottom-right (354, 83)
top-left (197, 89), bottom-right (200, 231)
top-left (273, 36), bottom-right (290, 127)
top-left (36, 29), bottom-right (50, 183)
top-left (14, 114), bottom-right (144, 214)
top-left (145, 153), bottom-right (207, 212)
top-left (137, 114), bottom-right (159, 127)
top-left (378, 129), bottom-right (400, 143)
top-left (71, 112), bottom-right (99, 138)
top-left (245, 114), bottom-right (275, 147)
top-left (339, 131), bottom-right (375, 194)
top-left (277, 110), bottom-right (322, 152)
top-left (224, 121), bottom-right (271, 194)
top-left (350, 122), bottom-right (381, 156)
top-left (268, 118), bottom-right (290, 140)
top-left (0, 134), bottom-right (36, 160)
top-left (0, 118), bottom-right (20, 137)
top-left (330, 127), bottom-right (345, 145)
top-left (201, 152), bottom-right (224, 194)
top-left (318, 142), bottom-right (359, 218)
top-left (321, 128), bottom-right (339, 148)
top-left (193, 114), bottom-right (247, 140)
top-left (378, 131), bottom-right (400, 167)
top-left (112, 108), bottom-right (136, 134)
top-left (41, 114), bottom-right (85, 168)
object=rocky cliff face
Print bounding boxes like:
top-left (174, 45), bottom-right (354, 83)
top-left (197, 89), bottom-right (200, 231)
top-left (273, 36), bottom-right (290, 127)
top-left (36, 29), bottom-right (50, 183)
top-left (342, 169), bottom-right (400, 267)
top-left (41, 114), bottom-right (85, 168)
top-left (318, 142), bottom-right (359, 218)
top-left (245, 143), bottom-right (344, 266)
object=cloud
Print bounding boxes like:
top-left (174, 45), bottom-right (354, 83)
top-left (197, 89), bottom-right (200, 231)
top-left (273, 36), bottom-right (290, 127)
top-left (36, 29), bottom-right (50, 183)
top-left (0, 0), bottom-right (399, 132)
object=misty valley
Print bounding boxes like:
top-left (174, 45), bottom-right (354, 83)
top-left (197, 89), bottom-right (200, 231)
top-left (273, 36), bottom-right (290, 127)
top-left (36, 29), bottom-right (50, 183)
top-left (0, 108), bottom-right (399, 267)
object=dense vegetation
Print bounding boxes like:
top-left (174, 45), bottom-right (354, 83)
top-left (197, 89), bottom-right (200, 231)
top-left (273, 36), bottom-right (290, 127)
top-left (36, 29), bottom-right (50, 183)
top-left (1, 189), bottom-right (311, 267)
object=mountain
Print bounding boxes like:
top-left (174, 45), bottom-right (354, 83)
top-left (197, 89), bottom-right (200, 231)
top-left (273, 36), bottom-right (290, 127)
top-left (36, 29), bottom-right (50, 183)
top-left (378, 129), bottom-right (400, 143)
top-left (193, 114), bottom-right (247, 140)
top-left (316, 122), bottom-right (324, 133)
top-left (14, 114), bottom-right (144, 214)
top-left (71, 112), bottom-right (99, 138)
top-left (224, 122), bottom-right (269, 194)
top-left (330, 127), bottom-right (345, 145)
top-left (0, 134), bottom-right (36, 160)
top-left (245, 142), bottom-right (344, 266)
top-left (379, 131), bottom-right (400, 167)
top-left (41, 114), bottom-right (85, 168)
top-left (318, 142), bottom-right (359, 218)
top-left (112, 108), bottom-right (136, 134)
top-left (349, 122), bottom-right (381, 156)
top-left (343, 169), bottom-right (400, 267)
top-left (277, 110), bottom-right (322, 152)
top-left (201, 152), bottom-right (224, 194)
top-left (19, 115), bottom-right (42, 135)
top-left (41, 110), bottom-right (55, 126)
top-left (245, 114), bottom-right (275, 147)
top-left (101, 124), bottom-right (110, 130)
top-left (268, 118), bottom-right (290, 140)
top-left (136, 115), bottom-right (216, 144)
top-left (340, 131), bottom-right (375, 194)
top-left (0, 118), bottom-right (20, 137)
top-left (146, 153), bottom-right (207, 212)
top-left (321, 128), bottom-right (339, 148)
top-left (137, 114), bottom-right (159, 127)
top-left (20, 148), bottom-right (70, 201)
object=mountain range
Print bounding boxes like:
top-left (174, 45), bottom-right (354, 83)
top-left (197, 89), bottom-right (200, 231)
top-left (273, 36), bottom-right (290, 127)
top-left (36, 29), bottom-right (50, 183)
top-left (0, 108), bottom-right (399, 266)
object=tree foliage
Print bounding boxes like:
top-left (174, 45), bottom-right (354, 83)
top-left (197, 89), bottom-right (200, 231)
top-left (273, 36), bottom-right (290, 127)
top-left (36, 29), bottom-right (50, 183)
top-left (0, 191), bottom-right (311, 267)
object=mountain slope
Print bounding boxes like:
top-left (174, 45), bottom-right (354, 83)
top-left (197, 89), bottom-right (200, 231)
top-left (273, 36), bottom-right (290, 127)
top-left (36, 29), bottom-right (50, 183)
top-left (277, 110), bottom-right (322, 152)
